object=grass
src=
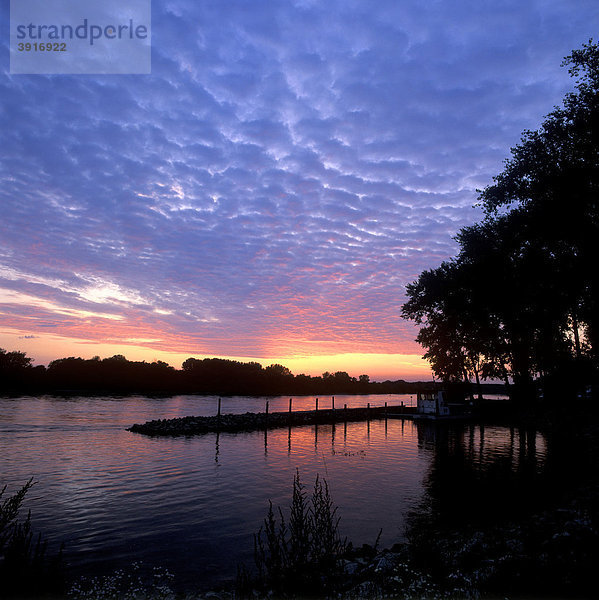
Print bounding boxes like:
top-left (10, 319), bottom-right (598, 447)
top-left (0, 478), bottom-right (65, 598)
top-left (237, 470), bottom-right (348, 598)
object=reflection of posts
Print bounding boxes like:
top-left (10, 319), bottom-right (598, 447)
top-left (215, 431), bottom-right (220, 464)
top-left (479, 424), bottom-right (485, 456)
top-left (331, 422), bottom-right (336, 453)
top-left (288, 425), bottom-right (291, 454)
top-left (526, 429), bottom-right (536, 463)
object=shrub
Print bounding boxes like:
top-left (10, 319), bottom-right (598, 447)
top-left (0, 478), bottom-right (64, 597)
top-left (239, 471), bottom-right (348, 598)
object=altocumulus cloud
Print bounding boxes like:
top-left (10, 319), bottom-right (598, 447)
top-left (0, 0), bottom-right (598, 361)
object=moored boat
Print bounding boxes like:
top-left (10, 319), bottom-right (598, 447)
top-left (413, 390), bottom-right (472, 420)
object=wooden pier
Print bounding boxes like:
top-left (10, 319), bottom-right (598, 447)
top-left (128, 403), bottom-right (416, 436)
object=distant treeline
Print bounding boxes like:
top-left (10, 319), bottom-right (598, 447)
top-left (402, 42), bottom-right (599, 404)
top-left (1, 348), bottom-right (498, 397)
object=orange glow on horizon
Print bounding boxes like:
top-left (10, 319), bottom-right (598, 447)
top-left (0, 328), bottom-right (431, 382)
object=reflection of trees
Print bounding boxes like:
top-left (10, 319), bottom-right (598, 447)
top-left (409, 422), bottom-right (547, 535)
top-left (408, 420), bottom-right (599, 597)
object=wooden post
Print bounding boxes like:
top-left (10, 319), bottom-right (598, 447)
top-left (384, 401), bottom-right (388, 419)
top-left (217, 397), bottom-right (221, 418)
top-left (316, 397), bottom-right (319, 411)
top-left (344, 403), bottom-right (347, 422)
top-left (367, 402), bottom-right (371, 420)
top-left (265, 400), bottom-right (269, 428)
top-left (289, 398), bottom-right (292, 413)
top-left (332, 396), bottom-right (335, 410)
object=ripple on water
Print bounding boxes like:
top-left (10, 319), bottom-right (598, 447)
top-left (0, 395), bottom-right (549, 590)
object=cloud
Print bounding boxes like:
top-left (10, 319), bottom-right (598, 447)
top-left (1, 0), bottom-right (598, 365)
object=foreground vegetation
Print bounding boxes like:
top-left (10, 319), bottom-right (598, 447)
top-left (69, 438), bottom-right (599, 599)
top-left (402, 41), bottom-right (599, 405)
top-left (6, 420), bottom-right (599, 600)
top-left (0, 480), bottom-right (64, 598)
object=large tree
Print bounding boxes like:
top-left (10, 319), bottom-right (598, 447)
top-left (479, 40), bottom-right (599, 361)
top-left (402, 41), bottom-right (599, 401)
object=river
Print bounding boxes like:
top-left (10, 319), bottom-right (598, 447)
top-left (0, 394), bottom-right (547, 592)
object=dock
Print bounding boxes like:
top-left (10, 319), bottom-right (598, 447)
top-left (128, 404), bottom-right (416, 436)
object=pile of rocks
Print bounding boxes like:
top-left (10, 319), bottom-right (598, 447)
top-left (128, 406), bottom-right (412, 436)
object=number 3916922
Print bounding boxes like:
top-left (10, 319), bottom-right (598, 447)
top-left (17, 42), bottom-right (67, 52)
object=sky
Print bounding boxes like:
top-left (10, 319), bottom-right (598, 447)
top-left (1, 0), bottom-right (597, 381)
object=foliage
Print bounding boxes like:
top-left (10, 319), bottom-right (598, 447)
top-left (238, 471), bottom-right (348, 598)
top-left (0, 348), bottom-right (39, 391)
top-left (1, 348), bottom-right (429, 396)
top-left (402, 41), bottom-right (599, 401)
top-left (0, 478), bottom-right (65, 597)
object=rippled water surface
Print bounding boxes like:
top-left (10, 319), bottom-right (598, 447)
top-left (0, 394), bottom-right (547, 590)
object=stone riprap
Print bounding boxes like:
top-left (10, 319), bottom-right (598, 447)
top-left (128, 405), bottom-right (415, 436)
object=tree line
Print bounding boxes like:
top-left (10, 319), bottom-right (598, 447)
top-left (401, 42), bottom-right (599, 404)
top-left (0, 348), bottom-right (460, 396)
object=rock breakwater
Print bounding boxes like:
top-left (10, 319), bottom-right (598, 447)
top-left (128, 405), bottom-right (414, 436)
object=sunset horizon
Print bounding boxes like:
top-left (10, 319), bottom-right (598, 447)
top-left (2, 2), bottom-right (599, 599)
top-left (1, 1), bottom-right (596, 386)
top-left (0, 329), bottom-right (432, 381)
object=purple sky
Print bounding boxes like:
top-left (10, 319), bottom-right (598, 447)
top-left (1, 0), bottom-right (597, 378)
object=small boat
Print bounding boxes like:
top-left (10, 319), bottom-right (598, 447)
top-left (413, 391), bottom-right (471, 420)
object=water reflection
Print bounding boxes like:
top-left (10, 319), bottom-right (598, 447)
top-left (411, 421), bottom-right (548, 533)
top-left (0, 396), bottom-right (555, 593)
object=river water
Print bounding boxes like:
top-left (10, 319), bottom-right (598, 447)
top-left (0, 394), bottom-right (548, 591)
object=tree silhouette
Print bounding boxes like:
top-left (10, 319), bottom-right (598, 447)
top-left (403, 41), bottom-right (599, 402)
